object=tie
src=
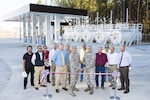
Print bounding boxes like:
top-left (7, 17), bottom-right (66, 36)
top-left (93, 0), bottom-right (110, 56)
top-left (61, 51), bottom-right (65, 66)
top-left (119, 52), bottom-right (123, 67)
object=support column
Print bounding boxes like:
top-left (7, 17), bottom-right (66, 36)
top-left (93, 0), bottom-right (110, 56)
top-left (23, 14), bottom-right (27, 43)
top-left (19, 17), bottom-right (22, 43)
top-left (32, 14), bottom-right (38, 44)
top-left (54, 15), bottom-right (60, 43)
top-left (38, 15), bottom-right (42, 45)
top-left (50, 15), bottom-right (53, 40)
top-left (27, 14), bottom-right (31, 43)
top-left (45, 14), bottom-right (51, 46)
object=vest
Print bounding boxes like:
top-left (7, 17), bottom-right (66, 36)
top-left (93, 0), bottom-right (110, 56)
top-left (35, 52), bottom-right (44, 66)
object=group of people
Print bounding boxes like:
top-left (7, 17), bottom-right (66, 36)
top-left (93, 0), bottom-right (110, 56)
top-left (23, 42), bottom-right (132, 97)
top-left (23, 45), bottom-right (50, 90)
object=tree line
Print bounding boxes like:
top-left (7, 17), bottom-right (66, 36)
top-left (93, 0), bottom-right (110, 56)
top-left (37, 0), bottom-right (150, 34)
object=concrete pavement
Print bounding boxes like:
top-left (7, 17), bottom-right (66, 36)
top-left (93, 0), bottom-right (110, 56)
top-left (0, 38), bottom-right (150, 100)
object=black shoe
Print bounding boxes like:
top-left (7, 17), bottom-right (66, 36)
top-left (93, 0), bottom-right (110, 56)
top-left (52, 83), bottom-right (55, 86)
top-left (80, 79), bottom-right (83, 82)
top-left (124, 90), bottom-right (129, 94)
top-left (24, 86), bottom-right (26, 90)
top-left (118, 88), bottom-right (125, 90)
top-left (31, 84), bottom-right (34, 86)
top-left (112, 87), bottom-right (115, 90)
top-left (40, 85), bottom-right (47, 87)
top-left (62, 87), bottom-right (68, 91)
top-left (35, 87), bottom-right (39, 90)
top-left (101, 86), bottom-right (105, 90)
top-left (47, 81), bottom-right (51, 83)
top-left (56, 89), bottom-right (59, 93)
top-left (95, 86), bottom-right (99, 89)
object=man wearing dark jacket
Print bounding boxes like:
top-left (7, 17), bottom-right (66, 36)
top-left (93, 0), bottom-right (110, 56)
top-left (31, 45), bottom-right (46, 90)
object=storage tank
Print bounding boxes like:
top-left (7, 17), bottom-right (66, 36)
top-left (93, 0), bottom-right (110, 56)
top-left (110, 29), bottom-right (142, 45)
top-left (71, 29), bottom-right (84, 42)
top-left (95, 30), bottom-right (111, 44)
top-left (102, 30), bottom-right (112, 44)
top-left (82, 29), bottom-right (97, 42)
top-left (63, 29), bottom-right (75, 42)
top-left (95, 30), bottom-right (104, 44)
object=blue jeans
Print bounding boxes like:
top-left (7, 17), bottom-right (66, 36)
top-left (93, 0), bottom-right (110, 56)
top-left (95, 66), bottom-right (106, 87)
top-left (80, 64), bottom-right (85, 80)
top-left (105, 67), bottom-right (110, 82)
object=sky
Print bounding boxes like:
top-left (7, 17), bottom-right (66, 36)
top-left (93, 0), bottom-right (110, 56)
top-left (0, 0), bottom-right (38, 28)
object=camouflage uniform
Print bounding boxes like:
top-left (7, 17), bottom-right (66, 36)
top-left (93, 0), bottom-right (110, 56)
top-left (69, 52), bottom-right (80, 96)
top-left (84, 51), bottom-right (96, 95)
top-left (66, 50), bottom-right (71, 84)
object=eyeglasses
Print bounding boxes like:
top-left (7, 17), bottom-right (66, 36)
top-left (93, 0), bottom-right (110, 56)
top-left (38, 48), bottom-right (42, 49)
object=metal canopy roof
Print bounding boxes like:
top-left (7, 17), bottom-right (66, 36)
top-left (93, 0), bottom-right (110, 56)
top-left (3, 3), bottom-right (88, 22)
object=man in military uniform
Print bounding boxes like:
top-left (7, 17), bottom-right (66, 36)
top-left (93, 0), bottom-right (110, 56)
top-left (69, 46), bottom-right (80, 97)
top-left (65, 44), bottom-right (71, 85)
top-left (83, 45), bottom-right (96, 95)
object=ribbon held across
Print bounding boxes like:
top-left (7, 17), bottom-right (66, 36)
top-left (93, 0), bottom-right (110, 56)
top-left (40, 69), bottom-right (49, 83)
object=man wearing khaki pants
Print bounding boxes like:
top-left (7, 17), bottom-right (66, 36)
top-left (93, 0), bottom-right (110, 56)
top-left (107, 46), bottom-right (119, 89)
top-left (53, 43), bottom-right (69, 93)
top-left (31, 45), bottom-right (46, 90)
top-left (49, 43), bottom-right (57, 86)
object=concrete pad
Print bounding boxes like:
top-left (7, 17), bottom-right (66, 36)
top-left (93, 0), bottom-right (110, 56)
top-left (0, 38), bottom-right (150, 100)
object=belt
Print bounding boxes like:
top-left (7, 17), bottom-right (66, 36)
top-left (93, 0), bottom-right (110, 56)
top-left (57, 65), bottom-right (66, 67)
top-left (120, 66), bottom-right (129, 68)
top-left (109, 64), bottom-right (117, 66)
top-left (96, 65), bottom-right (104, 67)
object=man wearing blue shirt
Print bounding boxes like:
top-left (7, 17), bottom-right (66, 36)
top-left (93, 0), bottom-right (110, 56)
top-left (53, 43), bottom-right (69, 93)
